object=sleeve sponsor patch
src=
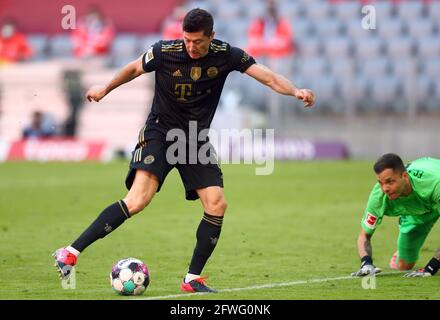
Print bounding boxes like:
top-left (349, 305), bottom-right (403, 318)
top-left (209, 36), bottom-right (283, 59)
top-left (144, 47), bottom-right (154, 64)
top-left (364, 212), bottom-right (378, 229)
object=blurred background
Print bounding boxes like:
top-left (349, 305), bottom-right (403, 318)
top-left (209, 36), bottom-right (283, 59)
top-left (0, 0), bottom-right (439, 162)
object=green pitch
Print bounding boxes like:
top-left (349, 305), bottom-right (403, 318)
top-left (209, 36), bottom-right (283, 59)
top-left (1, 161), bottom-right (439, 300)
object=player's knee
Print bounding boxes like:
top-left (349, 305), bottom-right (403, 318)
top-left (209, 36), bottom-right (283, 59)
top-left (123, 196), bottom-right (152, 215)
top-left (205, 197), bottom-right (228, 216)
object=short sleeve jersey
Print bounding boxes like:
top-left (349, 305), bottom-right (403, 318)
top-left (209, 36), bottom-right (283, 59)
top-left (140, 39), bottom-right (256, 136)
top-left (361, 157), bottom-right (440, 235)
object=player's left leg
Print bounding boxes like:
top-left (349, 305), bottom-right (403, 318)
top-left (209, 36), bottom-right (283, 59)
top-left (177, 154), bottom-right (225, 292)
top-left (395, 216), bottom-right (439, 270)
top-left (181, 186), bottom-right (227, 293)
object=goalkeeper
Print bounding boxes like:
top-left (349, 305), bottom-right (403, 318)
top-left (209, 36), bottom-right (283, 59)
top-left (352, 153), bottom-right (440, 278)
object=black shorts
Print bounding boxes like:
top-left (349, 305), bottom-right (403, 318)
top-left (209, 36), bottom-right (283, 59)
top-left (125, 132), bottom-right (223, 201)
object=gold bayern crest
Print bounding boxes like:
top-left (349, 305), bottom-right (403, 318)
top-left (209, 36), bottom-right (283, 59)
top-left (190, 67), bottom-right (202, 81)
top-left (207, 66), bottom-right (218, 78)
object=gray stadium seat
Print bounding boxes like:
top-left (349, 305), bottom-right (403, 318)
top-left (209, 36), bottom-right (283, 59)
top-left (298, 57), bottom-right (327, 77)
top-left (374, 1), bottom-right (395, 21)
top-left (416, 75), bottom-right (435, 111)
top-left (139, 33), bottom-right (162, 52)
top-left (421, 58), bottom-right (440, 78)
top-left (416, 36), bottom-right (440, 58)
top-left (391, 58), bottom-right (416, 78)
top-left (369, 76), bottom-right (403, 112)
top-left (334, 2), bottom-right (361, 22)
top-left (357, 57), bottom-right (390, 78)
top-left (27, 34), bottom-right (49, 61)
top-left (291, 18), bottom-right (314, 41)
top-left (429, 1), bottom-right (440, 20)
top-left (329, 59), bottom-right (354, 78)
top-left (216, 1), bottom-right (243, 20)
top-left (297, 37), bottom-right (322, 57)
top-left (397, 1), bottom-right (425, 21)
top-left (406, 20), bottom-right (435, 39)
top-left (305, 2), bottom-right (332, 22)
top-left (344, 19), bottom-right (373, 39)
top-left (377, 18), bottom-right (403, 39)
top-left (315, 19), bottom-right (343, 38)
top-left (324, 37), bottom-right (352, 58)
top-left (354, 36), bottom-right (383, 58)
top-left (279, 1), bottom-right (303, 19)
top-left (49, 34), bottom-right (73, 58)
top-left (110, 34), bottom-right (140, 68)
top-left (385, 37), bottom-right (414, 58)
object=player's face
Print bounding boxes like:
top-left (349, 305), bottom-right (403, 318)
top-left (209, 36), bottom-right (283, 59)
top-left (183, 31), bottom-right (214, 59)
top-left (376, 168), bottom-right (410, 200)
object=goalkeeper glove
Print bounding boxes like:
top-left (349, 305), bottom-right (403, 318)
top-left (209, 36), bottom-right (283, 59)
top-left (351, 256), bottom-right (382, 277)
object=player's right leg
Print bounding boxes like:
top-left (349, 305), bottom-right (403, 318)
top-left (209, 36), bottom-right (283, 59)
top-left (53, 170), bottom-right (159, 279)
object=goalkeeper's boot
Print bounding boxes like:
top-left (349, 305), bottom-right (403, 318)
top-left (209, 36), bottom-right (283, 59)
top-left (180, 276), bottom-right (217, 293)
top-left (52, 248), bottom-right (77, 280)
top-left (389, 251), bottom-right (398, 270)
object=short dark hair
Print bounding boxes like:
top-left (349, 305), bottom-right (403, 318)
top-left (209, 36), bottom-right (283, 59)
top-left (182, 8), bottom-right (214, 36)
top-left (373, 153), bottom-right (406, 174)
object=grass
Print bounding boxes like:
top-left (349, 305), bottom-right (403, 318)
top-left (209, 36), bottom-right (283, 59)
top-left (0, 160), bottom-right (439, 300)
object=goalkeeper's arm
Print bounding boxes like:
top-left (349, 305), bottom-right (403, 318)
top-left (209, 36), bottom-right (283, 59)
top-left (351, 229), bottom-right (381, 276)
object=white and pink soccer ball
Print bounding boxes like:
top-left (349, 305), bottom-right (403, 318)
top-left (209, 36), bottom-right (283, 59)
top-left (110, 258), bottom-right (150, 296)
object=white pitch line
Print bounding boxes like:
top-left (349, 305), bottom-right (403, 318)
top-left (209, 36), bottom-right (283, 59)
top-left (136, 272), bottom-right (404, 300)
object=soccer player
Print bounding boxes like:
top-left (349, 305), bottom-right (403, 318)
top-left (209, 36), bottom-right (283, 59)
top-left (352, 153), bottom-right (440, 278)
top-left (53, 8), bottom-right (315, 292)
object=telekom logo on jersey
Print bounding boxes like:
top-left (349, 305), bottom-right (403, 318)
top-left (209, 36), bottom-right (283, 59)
top-left (166, 121), bottom-right (274, 175)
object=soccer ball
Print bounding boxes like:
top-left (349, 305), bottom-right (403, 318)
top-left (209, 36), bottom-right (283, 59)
top-left (110, 257), bottom-right (150, 296)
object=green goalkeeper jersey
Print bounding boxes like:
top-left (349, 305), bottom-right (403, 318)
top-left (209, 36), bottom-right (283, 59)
top-left (361, 157), bottom-right (440, 235)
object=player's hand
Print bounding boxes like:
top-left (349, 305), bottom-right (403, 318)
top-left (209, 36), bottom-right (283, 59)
top-left (86, 85), bottom-right (107, 102)
top-left (351, 264), bottom-right (382, 277)
top-left (404, 268), bottom-right (432, 277)
top-left (295, 88), bottom-right (315, 108)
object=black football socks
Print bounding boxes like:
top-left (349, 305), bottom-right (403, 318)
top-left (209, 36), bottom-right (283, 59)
top-left (71, 200), bottom-right (130, 252)
top-left (188, 212), bottom-right (223, 275)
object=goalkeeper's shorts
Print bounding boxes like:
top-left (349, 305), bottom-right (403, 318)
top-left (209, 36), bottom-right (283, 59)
top-left (397, 215), bottom-right (439, 263)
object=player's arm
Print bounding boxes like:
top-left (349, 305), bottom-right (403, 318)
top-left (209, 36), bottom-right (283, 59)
top-left (244, 63), bottom-right (315, 107)
top-left (86, 56), bottom-right (145, 102)
top-left (351, 229), bottom-right (382, 277)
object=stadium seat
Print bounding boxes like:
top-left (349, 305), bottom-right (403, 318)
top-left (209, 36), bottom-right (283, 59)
top-left (377, 18), bottom-right (403, 39)
top-left (406, 20), bottom-right (435, 39)
top-left (354, 36), bottom-right (384, 58)
top-left (421, 58), bottom-right (440, 78)
top-left (324, 37), bottom-right (352, 58)
top-left (297, 57), bottom-right (327, 76)
top-left (49, 34), bottom-right (73, 58)
top-left (344, 19), bottom-right (372, 40)
top-left (374, 1), bottom-right (395, 21)
top-left (415, 75), bottom-right (435, 111)
top-left (391, 58), bottom-right (416, 78)
top-left (305, 2), bottom-right (332, 22)
top-left (297, 37), bottom-right (322, 57)
top-left (138, 33), bottom-right (162, 52)
top-left (290, 18), bottom-right (314, 41)
top-left (416, 36), bottom-right (440, 59)
top-left (279, 1), bottom-right (304, 19)
top-left (385, 37), bottom-right (414, 58)
top-left (110, 34), bottom-right (140, 68)
top-left (333, 2), bottom-right (361, 22)
top-left (428, 1), bottom-right (440, 20)
top-left (357, 57), bottom-right (390, 78)
top-left (396, 1), bottom-right (425, 21)
top-left (27, 34), bottom-right (49, 61)
top-left (315, 19), bottom-right (343, 38)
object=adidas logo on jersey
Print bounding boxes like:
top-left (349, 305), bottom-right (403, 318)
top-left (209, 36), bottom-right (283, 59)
top-left (173, 69), bottom-right (183, 77)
